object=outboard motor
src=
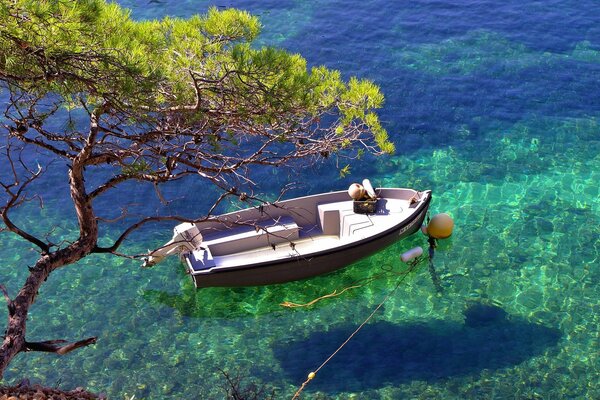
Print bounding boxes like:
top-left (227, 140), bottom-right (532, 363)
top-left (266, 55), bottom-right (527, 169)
top-left (175, 223), bottom-right (203, 251)
top-left (142, 223), bottom-right (202, 267)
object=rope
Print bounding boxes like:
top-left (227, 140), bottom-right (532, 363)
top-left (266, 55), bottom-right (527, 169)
top-left (280, 285), bottom-right (363, 308)
top-left (281, 264), bottom-right (403, 309)
top-left (290, 260), bottom-right (422, 400)
top-left (427, 236), bottom-right (443, 294)
top-left (282, 275), bottom-right (377, 309)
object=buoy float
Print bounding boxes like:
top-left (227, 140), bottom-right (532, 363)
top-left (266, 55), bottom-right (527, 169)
top-left (347, 183), bottom-right (365, 200)
top-left (426, 213), bottom-right (454, 239)
top-left (401, 246), bottom-right (423, 263)
top-left (308, 372), bottom-right (316, 380)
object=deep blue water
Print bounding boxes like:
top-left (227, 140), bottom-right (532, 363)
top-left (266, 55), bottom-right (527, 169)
top-left (1, 0), bottom-right (599, 399)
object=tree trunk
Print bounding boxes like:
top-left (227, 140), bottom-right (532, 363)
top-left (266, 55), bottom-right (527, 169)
top-left (0, 159), bottom-right (98, 379)
top-left (0, 241), bottom-right (95, 379)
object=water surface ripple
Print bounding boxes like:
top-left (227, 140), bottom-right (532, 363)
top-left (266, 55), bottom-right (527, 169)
top-left (1, 0), bottom-right (598, 399)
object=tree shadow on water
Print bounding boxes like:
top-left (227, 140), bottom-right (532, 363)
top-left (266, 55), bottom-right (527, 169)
top-left (273, 304), bottom-right (561, 393)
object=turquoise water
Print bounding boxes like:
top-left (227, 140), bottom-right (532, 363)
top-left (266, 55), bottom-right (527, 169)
top-left (1, 0), bottom-right (599, 399)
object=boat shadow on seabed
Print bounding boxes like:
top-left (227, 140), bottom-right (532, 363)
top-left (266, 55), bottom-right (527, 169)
top-left (273, 303), bottom-right (562, 393)
top-left (140, 260), bottom-right (374, 318)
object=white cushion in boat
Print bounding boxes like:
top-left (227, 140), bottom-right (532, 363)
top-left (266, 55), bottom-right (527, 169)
top-left (318, 201), bottom-right (372, 237)
top-left (340, 212), bottom-right (372, 237)
top-left (202, 216), bottom-right (299, 256)
top-left (317, 202), bottom-right (342, 236)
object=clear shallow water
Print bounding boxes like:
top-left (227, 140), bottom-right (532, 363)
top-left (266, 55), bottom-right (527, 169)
top-left (1, 0), bottom-right (599, 399)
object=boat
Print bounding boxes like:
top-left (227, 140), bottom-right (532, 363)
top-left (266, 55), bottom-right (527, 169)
top-left (143, 184), bottom-right (432, 288)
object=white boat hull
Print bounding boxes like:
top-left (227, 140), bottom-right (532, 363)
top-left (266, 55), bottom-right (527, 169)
top-left (180, 188), bottom-right (432, 288)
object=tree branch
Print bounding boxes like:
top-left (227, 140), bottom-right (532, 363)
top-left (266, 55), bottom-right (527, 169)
top-left (0, 145), bottom-right (51, 253)
top-left (0, 285), bottom-right (15, 316)
top-left (92, 214), bottom-right (210, 254)
top-left (24, 337), bottom-right (97, 355)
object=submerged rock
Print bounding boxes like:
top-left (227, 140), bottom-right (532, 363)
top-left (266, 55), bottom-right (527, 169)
top-left (0, 383), bottom-right (103, 400)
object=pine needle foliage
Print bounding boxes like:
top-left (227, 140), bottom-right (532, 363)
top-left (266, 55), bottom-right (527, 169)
top-left (0, 0), bottom-right (393, 155)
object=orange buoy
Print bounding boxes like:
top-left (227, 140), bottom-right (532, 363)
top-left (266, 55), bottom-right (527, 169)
top-left (426, 213), bottom-right (454, 239)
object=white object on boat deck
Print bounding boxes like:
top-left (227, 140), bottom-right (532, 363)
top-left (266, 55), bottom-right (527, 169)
top-left (347, 183), bottom-right (366, 200)
top-left (363, 179), bottom-right (377, 200)
top-left (362, 179), bottom-right (377, 199)
top-left (401, 246), bottom-right (423, 263)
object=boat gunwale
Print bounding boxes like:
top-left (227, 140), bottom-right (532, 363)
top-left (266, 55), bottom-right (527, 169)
top-left (199, 187), bottom-right (422, 222)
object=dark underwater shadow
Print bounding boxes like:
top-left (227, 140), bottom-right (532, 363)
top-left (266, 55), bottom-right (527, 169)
top-left (140, 258), bottom-right (390, 319)
top-left (141, 279), bottom-right (284, 319)
top-left (273, 304), bottom-right (561, 393)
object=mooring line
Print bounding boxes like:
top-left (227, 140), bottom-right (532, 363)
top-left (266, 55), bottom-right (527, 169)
top-left (290, 260), bottom-right (421, 400)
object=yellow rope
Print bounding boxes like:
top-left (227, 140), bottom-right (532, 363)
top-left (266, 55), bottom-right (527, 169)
top-left (290, 260), bottom-right (422, 399)
top-left (281, 265), bottom-right (400, 309)
top-left (280, 285), bottom-right (363, 308)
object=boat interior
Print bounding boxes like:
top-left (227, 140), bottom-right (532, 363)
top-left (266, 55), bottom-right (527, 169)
top-left (185, 189), bottom-right (428, 273)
